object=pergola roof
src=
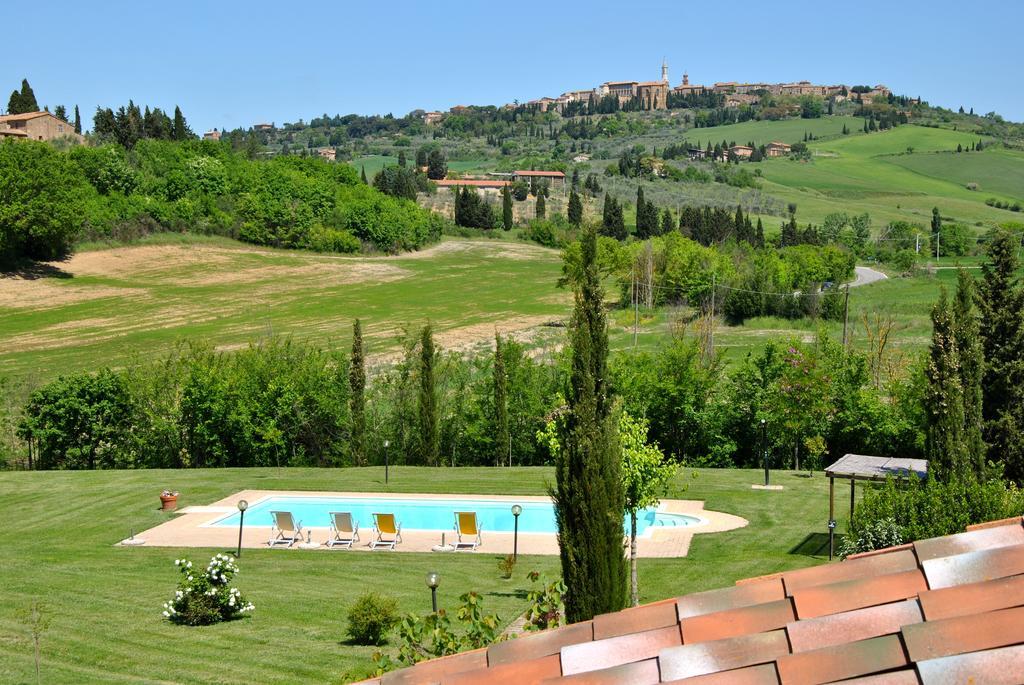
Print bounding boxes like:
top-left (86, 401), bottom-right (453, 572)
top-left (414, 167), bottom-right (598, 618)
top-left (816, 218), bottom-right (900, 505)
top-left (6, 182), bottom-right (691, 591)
top-left (825, 454), bottom-right (928, 482)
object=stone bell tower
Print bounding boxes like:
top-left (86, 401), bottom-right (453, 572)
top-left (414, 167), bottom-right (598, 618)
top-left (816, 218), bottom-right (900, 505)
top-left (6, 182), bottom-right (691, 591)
top-left (661, 58), bottom-right (669, 83)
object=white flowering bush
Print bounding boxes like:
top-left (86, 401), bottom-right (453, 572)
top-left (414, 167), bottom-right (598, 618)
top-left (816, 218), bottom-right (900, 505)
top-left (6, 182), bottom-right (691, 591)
top-left (162, 554), bottom-right (255, 626)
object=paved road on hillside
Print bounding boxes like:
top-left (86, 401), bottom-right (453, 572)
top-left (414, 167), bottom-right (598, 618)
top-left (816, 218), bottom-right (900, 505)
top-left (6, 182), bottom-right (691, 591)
top-left (849, 266), bottom-right (888, 288)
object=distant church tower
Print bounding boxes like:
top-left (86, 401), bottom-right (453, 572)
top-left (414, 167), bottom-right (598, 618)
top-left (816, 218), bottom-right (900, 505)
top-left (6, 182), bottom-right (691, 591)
top-left (661, 58), bottom-right (669, 83)
top-left (682, 71), bottom-right (689, 86)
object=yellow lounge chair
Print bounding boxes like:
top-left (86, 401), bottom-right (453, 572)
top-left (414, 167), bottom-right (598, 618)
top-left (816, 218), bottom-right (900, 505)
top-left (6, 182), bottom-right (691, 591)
top-left (453, 511), bottom-right (482, 551)
top-left (370, 513), bottom-right (402, 550)
top-left (268, 511), bottom-right (304, 548)
top-left (326, 511), bottom-right (359, 549)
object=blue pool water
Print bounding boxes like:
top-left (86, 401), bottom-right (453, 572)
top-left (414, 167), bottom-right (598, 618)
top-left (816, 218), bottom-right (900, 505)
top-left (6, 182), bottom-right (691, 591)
top-left (211, 496), bottom-right (702, 536)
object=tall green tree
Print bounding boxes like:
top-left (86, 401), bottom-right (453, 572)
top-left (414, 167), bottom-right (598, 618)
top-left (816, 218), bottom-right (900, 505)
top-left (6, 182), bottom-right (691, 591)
top-left (925, 288), bottom-right (967, 482)
top-left (54, 105), bottom-right (67, 122)
top-left (493, 333), bottom-right (509, 466)
top-left (73, 105), bottom-right (81, 134)
top-left (660, 209), bottom-right (674, 236)
top-left (620, 412), bottom-right (674, 606)
top-left (501, 185), bottom-right (513, 231)
top-left (418, 323), bottom-right (440, 466)
top-left (553, 224), bottom-right (627, 622)
top-left (397, 150), bottom-right (407, 168)
top-left (349, 319), bottom-right (367, 466)
top-left (977, 230), bottom-right (1024, 482)
top-left (361, 166), bottom-right (368, 184)
top-left (953, 270), bottom-right (986, 477)
top-left (567, 187), bottom-right (583, 227)
top-left (7, 79), bottom-right (38, 115)
top-left (426, 149), bottom-right (447, 180)
top-left (535, 192), bottom-right (546, 219)
top-left (171, 106), bottom-right (192, 141)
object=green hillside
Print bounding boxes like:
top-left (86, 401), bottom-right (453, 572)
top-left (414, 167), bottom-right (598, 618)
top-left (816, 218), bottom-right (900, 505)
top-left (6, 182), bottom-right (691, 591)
top-left (886, 147), bottom-right (1024, 201)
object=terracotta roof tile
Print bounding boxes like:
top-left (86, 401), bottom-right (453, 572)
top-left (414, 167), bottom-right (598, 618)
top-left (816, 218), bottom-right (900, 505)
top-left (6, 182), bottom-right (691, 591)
top-left (559, 625), bottom-right (681, 675)
top-left (913, 523), bottom-right (1024, 562)
top-left (786, 599), bottom-right (922, 653)
top-left (917, 573), bottom-right (1024, 621)
top-left (828, 672), bottom-right (921, 685)
top-left (660, 662), bottom-right (780, 685)
top-left (845, 543), bottom-right (916, 561)
top-left (592, 598), bottom-right (678, 640)
top-left (541, 658), bottom-right (659, 685)
top-left (915, 643), bottom-right (1024, 685)
top-left (487, 622), bottom-right (594, 666)
top-left (774, 634), bottom-right (909, 685)
top-left (382, 648), bottom-right (487, 685)
top-left (681, 598), bottom-right (795, 643)
top-left (919, 543), bottom-right (1024, 589)
top-left (375, 516), bottom-right (1024, 685)
top-left (791, 570), bottom-right (928, 619)
top-left (782, 549), bottom-right (919, 595)
top-left (901, 605), bottom-right (1024, 662)
top-left (443, 653), bottom-right (561, 684)
top-left (658, 630), bottom-right (790, 681)
top-left (676, 577), bottom-right (786, 619)
top-left (965, 515), bottom-right (1023, 531)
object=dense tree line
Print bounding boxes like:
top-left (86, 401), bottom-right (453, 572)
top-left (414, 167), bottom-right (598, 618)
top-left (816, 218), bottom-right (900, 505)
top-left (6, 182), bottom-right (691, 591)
top-left (0, 138), bottom-right (445, 261)
top-left (93, 102), bottom-right (194, 148)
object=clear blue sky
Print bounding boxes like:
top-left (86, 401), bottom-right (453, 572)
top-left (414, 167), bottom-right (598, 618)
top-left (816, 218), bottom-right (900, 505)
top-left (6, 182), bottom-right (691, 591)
top-left (4, 0), bottom-right (1022, 132)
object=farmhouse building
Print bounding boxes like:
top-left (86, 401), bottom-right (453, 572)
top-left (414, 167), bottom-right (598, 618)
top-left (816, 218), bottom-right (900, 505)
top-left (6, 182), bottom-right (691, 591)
top-left (512, 170), bottom-right (565, 188)
top-left (433, 179), bottom-right (510, 194)
top-left (203, 129), bottom-right (221, 141)
top-left (317, 147), bottom-right (336, 162)
top-left (0, 111), bottom-right (82, 142)
top-left (729, 145), bottom-right (754, 159)
top-left (253, 123), bottom-right (273, 131)
top-left (766, 141), bottom-right (792, 157)
top-left (423, 111), bottom-right (443, 125)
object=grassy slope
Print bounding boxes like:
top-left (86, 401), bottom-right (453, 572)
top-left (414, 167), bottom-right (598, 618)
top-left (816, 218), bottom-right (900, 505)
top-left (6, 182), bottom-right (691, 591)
top-left (683, 116), bottom-right (864, 148)
top-left (0, 236), bottom-right (568, 382)
top-left (886, 146), bottom-right (1024, 202)
top-left (0, 466), bottom-right (841, 684)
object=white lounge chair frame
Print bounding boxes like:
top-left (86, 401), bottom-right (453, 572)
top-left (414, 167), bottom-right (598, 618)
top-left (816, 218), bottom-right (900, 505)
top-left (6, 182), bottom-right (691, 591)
top-left (453, 511), bottom-right (483, 551)
top-left (370, 513), bottom-right (402, 550)
top-left (267, 511), bottom-right (304, 548)
top-left (326, 511), bottom-right (360, 549)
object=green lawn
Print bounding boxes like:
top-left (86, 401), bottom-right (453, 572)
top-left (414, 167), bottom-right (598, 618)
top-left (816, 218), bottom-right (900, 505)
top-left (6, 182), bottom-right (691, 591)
top-left (683, 116), bottom-right (865, 148)
top-left (349, 155), bottom-right (397, 179)
top-left (886, 147), bottom-right (1024, 203)
top-left (0, 235), bottom-right (569, 382)
top-left (0, 466), bottom-right (846, 684)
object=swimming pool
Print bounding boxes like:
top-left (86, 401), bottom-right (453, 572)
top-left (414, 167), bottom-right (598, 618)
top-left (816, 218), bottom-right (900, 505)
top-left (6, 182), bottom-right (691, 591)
top-left (209, 495), bottom-right (704, 537)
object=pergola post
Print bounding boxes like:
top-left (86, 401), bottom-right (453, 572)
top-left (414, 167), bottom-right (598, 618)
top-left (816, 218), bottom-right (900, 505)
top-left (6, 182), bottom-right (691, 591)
top-left (829, 476), bottom-right (835, 560)
top-left (850, 479), bottom-right (856, 524)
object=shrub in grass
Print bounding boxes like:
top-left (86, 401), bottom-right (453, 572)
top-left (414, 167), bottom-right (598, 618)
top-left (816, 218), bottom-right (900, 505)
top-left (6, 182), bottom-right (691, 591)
top-left (162, 554), bottom-right (254, 626)
top-left (838, 517), bottom-right (903, 559)
top-left (347, 592), bottom-right (400, 645)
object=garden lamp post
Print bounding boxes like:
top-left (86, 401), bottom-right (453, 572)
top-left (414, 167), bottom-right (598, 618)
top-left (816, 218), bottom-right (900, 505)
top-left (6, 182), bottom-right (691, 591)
top-left (236, 499), bottom-right (248, 558)
top-left (511, 504), bottom-right (522, 561)
top-left (384, 439), bottom-right (390, 485)
top-left (425, 571), bottom-right (440, 613)
top-left (828, 518), bottom-right (837, 560)
top-left (761, 419), bottom-right (769, 487)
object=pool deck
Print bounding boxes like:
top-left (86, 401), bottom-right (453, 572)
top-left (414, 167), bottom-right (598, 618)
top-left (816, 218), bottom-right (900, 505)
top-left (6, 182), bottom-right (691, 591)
top-left (123, 490), bottom-right (748, 558)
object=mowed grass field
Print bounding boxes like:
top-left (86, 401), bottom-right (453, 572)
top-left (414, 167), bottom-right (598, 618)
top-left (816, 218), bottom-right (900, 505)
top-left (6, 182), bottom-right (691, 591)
top-left (0, 466), bottom-right (847, 684)
top-left (0, 235), bottom-right (570, 382)
top-left (756, 125), bottom-right (1015, 227)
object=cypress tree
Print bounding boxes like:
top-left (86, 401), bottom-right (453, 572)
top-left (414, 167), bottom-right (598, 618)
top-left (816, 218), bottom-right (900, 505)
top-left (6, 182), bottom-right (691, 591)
top-left (493, 333), bottom-right (509, 467)
top-left (568, 187), bottom-right (583, 227)
top-left (660, 208), bottom-right (673, 236)
top-left (553, 224), bottom-right (627, 622)
top-left (502, 185), bottom-right (513, 230)
top-left (925, 288), bottom-right (967, 482)
top-left (6, 89), bottom-right (20, 115)
top-left (397, 150), bottom-right (407, 167)
top-left (349, 319), bottom-right (367, 466)
top-left (931, 207), bottom-right (942, 254)
top-left (73, 105), bottom-right (81, 134)
top-left (978, 231), bottom-right (1024, 483)
top-left (361, 166), bottom-right (368, 184)
top-left (953, 270), bottom-right (986, 478)
top-left (20, 79), bottom-right (38, 112)
top-left (172, 106), bottom-right (191, 141)
top-left (417, 323), bottom-right (440, 466)
top-left (756, 217), bottom-right (765, 247)
top-left (635, 186), bottom-right (647, 238)
top-left (536, 192), bottom-right (546, 219)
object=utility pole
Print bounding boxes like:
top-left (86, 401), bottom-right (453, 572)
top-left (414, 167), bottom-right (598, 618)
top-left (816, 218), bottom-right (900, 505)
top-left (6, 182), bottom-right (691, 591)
top-left (841, 284), bottom-right (851, 349)
top-left (935, 231), bottom-right (940, 260)
top-left (915, 233), bottom-right (920, 253)
top-left (708, 273), bottom-right (716, 359)
top-left (632, 265), bottom-right (639, 348)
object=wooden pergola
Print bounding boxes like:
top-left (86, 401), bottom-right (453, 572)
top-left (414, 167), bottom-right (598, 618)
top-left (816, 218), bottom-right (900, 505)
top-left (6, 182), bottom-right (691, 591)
top-left (825, 453), bottom-right (928, 558)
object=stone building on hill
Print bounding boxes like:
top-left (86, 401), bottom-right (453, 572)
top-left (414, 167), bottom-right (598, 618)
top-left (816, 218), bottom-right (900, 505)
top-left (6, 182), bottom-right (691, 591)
top-left (0, 111), bottom-right (82, 143)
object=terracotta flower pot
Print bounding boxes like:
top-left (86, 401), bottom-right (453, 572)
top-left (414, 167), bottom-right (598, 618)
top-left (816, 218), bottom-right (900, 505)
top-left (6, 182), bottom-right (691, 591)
top-left (160, 495), bottom-right (178, 511)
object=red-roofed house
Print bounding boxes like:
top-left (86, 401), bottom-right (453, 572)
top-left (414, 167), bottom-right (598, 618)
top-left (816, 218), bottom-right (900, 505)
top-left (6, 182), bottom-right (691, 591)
top-left (434, 179), bottom-right (510, 193)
